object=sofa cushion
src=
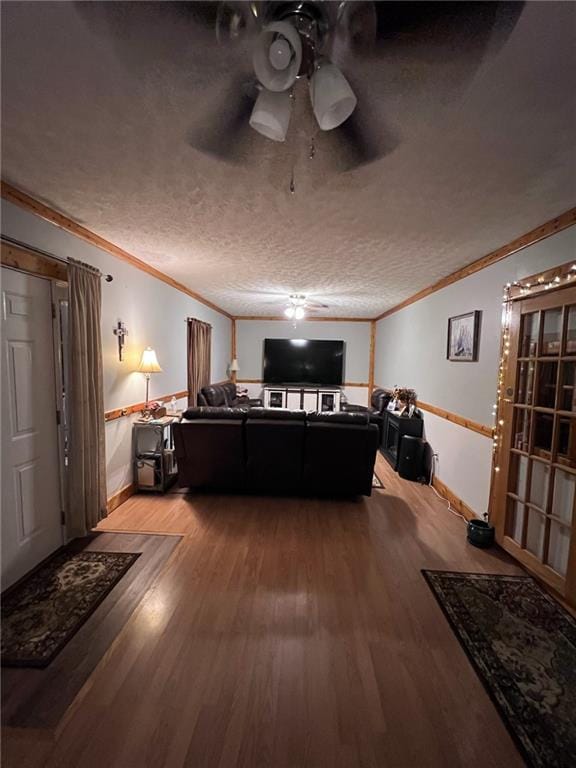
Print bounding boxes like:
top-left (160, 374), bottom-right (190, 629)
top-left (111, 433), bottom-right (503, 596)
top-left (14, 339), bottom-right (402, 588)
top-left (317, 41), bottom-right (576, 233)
top-left (371, 388), bottom-right (391, 413)
top-left (182, 406), bottom-right (247, 421)
top-left (173, 419), bottom-right (246, 490)
top-left (304, 420), bottom-right (379, 496)
top-left (200, 385), bottom-right (226, 407)
top-left (307, 410), bottom-right (370, 425)
top-left (247, 408), bottom-right (306, 422)
top-left (245, 415), bottom-right (306, 492)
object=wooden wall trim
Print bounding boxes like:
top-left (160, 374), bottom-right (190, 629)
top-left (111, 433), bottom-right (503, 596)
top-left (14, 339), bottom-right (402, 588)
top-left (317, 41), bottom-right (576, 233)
top-left (374, 207), bottom-right (576, 321)
top-left (231, 319), bottom-right (237, 384)
top-left (234, 315), bottom-right (371, 322)
top-left (1, 240), bottom-right (67, 282)
top-left (107, 483), bottom-right (136, 514)
top-left (431, 476), bottom-right (477, 521)
top-left (418, 400), bottom-right (494, 439)
top-left (376, 386), bottom-right (493, 438)
top-left (1, 181), bottom-right (233, 319)
top-left (104, 389), bottom-right (188, 422)
top-left (368, 320), bottom-right (376, 399)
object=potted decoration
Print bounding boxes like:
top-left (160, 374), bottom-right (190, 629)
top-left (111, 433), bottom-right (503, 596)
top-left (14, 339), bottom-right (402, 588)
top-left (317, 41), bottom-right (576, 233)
top-left (467, 514), bottom-right (495, 548)
top-left (397, 388), bottom-right (418, 417)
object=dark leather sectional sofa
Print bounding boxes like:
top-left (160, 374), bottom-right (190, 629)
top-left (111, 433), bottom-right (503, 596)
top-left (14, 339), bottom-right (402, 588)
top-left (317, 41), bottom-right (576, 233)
top-left (341, 387), bottom-right (391, 417)
top-left (173, 407), bottom-right (380, 497)
top-left (197, 382), bottom-right (262, 408)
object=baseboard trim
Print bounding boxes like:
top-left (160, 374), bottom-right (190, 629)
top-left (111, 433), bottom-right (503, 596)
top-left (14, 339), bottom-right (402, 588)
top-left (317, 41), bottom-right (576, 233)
top-left (107, 483), bottom-right (136, 514)
top-left (431, 476), bottom-right (477, 521)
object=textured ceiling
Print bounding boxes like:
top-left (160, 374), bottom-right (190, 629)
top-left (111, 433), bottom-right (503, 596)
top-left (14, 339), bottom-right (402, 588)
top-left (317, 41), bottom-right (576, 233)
top-left (1, 1), bottom-right (575, 318)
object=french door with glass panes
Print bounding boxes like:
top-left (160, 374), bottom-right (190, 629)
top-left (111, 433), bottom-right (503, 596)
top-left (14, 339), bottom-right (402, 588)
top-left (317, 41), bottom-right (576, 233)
top-left (494, 285), bottom-right (576, 606)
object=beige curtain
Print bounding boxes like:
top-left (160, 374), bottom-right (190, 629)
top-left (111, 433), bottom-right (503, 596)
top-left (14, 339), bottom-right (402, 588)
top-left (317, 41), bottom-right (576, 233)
top-left (187, 318), bottom-right (212, 407)
top-left (67, 258), bottom-right (107, 537)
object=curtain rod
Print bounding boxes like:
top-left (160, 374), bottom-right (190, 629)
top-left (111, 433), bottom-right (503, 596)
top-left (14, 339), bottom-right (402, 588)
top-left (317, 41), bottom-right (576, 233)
top-left (1, 235), bottom-right (113, 281)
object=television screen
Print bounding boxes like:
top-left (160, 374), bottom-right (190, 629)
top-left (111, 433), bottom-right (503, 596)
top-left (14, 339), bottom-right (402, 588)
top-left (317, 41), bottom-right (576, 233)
top-left (263, 339), bottom-right (344, 386)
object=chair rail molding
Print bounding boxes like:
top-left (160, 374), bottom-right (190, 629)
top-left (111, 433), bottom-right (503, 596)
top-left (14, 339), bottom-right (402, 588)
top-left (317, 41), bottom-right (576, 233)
top-left (376, 386), bottom-right (494, 438)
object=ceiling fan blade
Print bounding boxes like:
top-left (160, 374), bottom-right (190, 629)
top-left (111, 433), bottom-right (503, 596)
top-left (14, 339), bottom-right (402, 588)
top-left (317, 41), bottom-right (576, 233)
top-left (187, 77), bottom-right (257, 163)
top-left (371, 1), bottom-right (524, 50)
top-left (215, 1), bottom-right (262, 44)
top-left (330, 2), bottom-right (525, 101)
top-left (325, 75), bottom-right (399, 172)
top-left (334, 1), bottom-right (378, 57)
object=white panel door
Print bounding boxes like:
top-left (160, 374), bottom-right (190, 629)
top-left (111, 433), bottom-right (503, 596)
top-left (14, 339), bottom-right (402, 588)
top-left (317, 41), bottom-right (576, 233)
top-left (1, 268), bottom-right (62, 588)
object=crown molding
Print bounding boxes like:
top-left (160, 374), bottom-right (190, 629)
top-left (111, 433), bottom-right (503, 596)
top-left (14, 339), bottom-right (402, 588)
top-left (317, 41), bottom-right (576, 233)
top-left (234, 315), bottom-right (371, 322)
top-left (0, 181), bottom-right (233, 319)
top-left (374, 206), bottom-right (576, 322)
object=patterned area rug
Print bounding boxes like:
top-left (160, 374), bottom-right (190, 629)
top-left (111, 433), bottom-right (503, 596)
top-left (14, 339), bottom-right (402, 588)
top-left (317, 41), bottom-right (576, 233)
top-left (2, 550), bottom-right (140, 668)
top-left (422, 571), bottom-right (576, 768)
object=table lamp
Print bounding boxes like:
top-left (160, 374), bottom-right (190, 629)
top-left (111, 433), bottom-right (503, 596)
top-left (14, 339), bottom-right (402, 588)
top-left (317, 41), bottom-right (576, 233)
top-left (138, 347), bottom-right (162, 407)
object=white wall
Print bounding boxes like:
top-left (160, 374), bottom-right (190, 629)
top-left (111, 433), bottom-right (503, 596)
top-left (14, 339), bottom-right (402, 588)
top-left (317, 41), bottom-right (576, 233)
top-left (236, 319), bottom-right (371, 406)
top-left (374, 225), bottom-right (576, 516)
top-left (1, 199), bottom-right (232, 497)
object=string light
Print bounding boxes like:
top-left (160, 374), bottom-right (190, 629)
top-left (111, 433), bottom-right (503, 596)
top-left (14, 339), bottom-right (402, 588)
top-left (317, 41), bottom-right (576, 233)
top-left (491, 263), bottom-right (574, 488)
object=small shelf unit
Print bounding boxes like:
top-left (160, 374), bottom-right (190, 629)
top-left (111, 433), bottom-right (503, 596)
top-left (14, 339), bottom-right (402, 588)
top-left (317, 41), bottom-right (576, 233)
top-left (263, 386), bottom-right (342, 412)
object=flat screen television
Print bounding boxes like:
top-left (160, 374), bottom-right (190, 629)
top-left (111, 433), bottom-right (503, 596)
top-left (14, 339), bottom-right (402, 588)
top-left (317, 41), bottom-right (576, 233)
top-left (263, 338), bottom-right (344, 386)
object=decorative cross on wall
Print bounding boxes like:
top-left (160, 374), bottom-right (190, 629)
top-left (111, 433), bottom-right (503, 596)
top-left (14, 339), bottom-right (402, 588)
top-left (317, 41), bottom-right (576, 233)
top-left (113, 320), bottom-right (128, 361)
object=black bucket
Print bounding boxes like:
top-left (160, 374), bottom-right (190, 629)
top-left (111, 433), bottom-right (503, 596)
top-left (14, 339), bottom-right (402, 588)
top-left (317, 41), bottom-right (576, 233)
top-left (467, 519), bottom-right (495, 548)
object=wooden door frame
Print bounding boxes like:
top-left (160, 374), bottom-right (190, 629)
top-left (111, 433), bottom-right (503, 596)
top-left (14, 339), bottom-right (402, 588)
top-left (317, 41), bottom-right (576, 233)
top-left (489, 260), bottom-right (576, 604)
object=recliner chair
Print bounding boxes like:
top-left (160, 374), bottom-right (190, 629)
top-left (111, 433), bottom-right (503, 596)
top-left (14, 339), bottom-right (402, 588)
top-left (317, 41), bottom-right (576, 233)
top-left (341, 388), bottom-right (390, 441)
top-left (341, 387), bottom-right (391, 416)
top-left (197, 382), bottom-right (262, 408)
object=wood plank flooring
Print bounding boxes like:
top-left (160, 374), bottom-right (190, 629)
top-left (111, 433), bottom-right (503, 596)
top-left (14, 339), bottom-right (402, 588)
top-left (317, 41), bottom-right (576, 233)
top-left (2, 533), bottom-right (181, 729)
top-left (2, 454), bottom-right (525, 768)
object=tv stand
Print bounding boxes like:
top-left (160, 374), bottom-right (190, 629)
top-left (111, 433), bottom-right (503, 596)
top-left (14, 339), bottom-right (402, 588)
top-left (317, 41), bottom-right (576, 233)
top-left (263, 385), bottom-right (341, 412)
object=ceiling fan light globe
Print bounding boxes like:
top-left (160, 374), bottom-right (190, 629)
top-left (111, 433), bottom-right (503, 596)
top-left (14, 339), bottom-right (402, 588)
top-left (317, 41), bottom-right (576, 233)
top-left (249, 89), bottom-right (292, 142)
top-left (253, 21), bottom-right (302, 92)
top-left (285, 306), bottom-right (295, 318)
top-left (269, 37), bottom-right (292, 70)
top-left (310, 62), bottom-right (357, 131)
top-left (294, 307), bottom-right (305, 320)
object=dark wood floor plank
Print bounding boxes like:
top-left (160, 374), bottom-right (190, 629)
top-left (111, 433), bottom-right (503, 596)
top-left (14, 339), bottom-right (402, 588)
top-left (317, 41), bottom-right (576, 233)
top-left (2, 532), bottom-right (181, 729)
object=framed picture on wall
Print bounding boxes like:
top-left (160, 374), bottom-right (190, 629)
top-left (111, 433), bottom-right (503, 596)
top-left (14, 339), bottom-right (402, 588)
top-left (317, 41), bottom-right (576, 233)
top-left (447, 311), bottom-right (481, 362)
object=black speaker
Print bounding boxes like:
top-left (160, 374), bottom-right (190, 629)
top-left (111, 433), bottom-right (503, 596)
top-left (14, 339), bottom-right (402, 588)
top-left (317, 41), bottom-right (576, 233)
top-left (398, 436), bottom-right (426, 481)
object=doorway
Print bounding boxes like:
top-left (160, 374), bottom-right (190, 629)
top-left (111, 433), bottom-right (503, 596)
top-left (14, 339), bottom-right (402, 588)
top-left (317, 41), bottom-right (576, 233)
top-left (492, 279), bottom-right (576, 606)
top-left (1, 267), bottom-right (64, 588)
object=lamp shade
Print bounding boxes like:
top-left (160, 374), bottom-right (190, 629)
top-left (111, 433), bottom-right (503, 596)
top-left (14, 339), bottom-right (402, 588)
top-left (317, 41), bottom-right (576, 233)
top-left (253, 21), bottom-right (302, 92)
top-left (310, 62), bottom-right (357, 131)
top-left (249, 88), bottom-right (292, 142)
top-left (137, 347), bottom-right (162, 374)
top-left (229, 358), bottom-right (239, 372)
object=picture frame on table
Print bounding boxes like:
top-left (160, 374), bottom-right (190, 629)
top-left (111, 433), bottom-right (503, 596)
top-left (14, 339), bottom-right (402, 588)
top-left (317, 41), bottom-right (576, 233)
top-left (447, 310), bottom-right (481, 362)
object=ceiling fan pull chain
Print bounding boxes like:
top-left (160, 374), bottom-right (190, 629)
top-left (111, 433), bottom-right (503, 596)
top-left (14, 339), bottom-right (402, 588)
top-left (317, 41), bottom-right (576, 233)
top-left (290, 167), bottom-right (295, 194)
top-left (309, 136), bottom-right (315, 160)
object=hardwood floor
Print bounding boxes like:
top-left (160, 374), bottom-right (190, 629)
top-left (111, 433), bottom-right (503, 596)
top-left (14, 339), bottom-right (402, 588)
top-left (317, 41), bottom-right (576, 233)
top-left (2, 532), bottom-right (181, 731)
top-left (3, 455), bottom-right (525, 768)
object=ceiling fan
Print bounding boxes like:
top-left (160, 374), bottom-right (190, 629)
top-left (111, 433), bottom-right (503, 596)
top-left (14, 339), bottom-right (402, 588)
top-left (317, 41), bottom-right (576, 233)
top-left (282, 293), bottom-right (328, 320)
top-left (187, 0), bottom-right (525, 168)
top-left (76, 1), bottom-right (525, 171)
